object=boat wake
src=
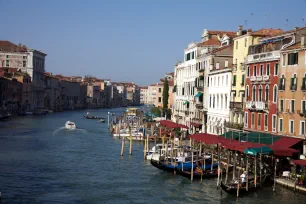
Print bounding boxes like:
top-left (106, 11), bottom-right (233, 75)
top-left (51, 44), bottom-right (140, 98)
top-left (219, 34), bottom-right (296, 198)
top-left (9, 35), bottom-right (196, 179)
top-left (52, 126), bottom-right (88, 135)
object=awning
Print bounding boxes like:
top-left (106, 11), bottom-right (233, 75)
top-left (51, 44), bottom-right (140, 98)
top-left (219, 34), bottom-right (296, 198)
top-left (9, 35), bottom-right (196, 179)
top-left (183, 101), bottom-right (189, 105)
top-left (194, 92), bottom-right (203, 98)
top-left (269, 137), bottom-right (302, 148)
top-left (293, 160), bottom-right (306, 166)
top-left (243, 146), bottom-right (273, 156)
top-left (159, 120), bottom-right (188, 129)
top-left (271, 148), bottom-right (299, 157)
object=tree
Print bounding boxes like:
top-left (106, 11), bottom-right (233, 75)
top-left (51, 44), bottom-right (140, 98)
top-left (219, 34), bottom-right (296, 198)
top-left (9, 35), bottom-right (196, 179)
top-left (163, 77), bottom-right (169, 110)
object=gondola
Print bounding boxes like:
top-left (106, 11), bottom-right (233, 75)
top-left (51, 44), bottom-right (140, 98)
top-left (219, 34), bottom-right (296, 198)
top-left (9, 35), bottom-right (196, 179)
top-left (176, 167), bottom-right (219, 179)
top-left (150, 160), bottom-right (165, 171)
top-left (220, 174), bottom-right (268, 194)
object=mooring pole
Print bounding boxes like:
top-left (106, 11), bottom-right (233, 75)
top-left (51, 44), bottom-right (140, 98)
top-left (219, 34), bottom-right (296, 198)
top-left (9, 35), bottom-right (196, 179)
top-left (225, 150), bottom-right (230, 184)
top-left (191, 139), bottom-right (194, 181)
top-left (120, 137), bottom-right (125, 156)
top-left (129, 126), bottom-right (132, 155)
top-left (246, 156), bottom-right (249, 191)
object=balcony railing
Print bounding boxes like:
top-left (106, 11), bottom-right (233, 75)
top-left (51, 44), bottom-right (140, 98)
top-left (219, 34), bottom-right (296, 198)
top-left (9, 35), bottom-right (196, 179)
top-left (230, 102), bottom-right (243, 110)
top-left (232, 64), bottom-right (237, 71)
top-left (195, 103), bottom-right (203, 109)
top-left (246, 101), bottom-right (268, 111)
top-left (263, 75), bottom-right (269, 81)
top-left (247, 51), bottom-right (280, 63)
top-left (256, 76), bottom-right (263, 82)
top-left (290, 84), bottom-right (297, 91)
top-left (250, 76), bottom-right (256, 82)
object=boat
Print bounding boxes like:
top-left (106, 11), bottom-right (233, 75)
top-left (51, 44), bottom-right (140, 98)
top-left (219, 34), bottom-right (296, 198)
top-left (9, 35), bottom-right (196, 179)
top-left (146, 144), bottom-right (165, 160)
top-left (0, 113), bottom-right (11, 121)
top-left (83, 115), bottom-right (104, 120)
top-left (176, 166), bottom-right (219, 179)
top-left (65, 121), bottom-right (76, 130)
top-left (220, 173), bottom-right (268, 194)
top-left (98, 118), bottom-right (105, 123)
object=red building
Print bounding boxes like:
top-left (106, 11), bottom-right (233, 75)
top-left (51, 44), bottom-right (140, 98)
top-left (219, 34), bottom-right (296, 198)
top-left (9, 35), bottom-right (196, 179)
top-left (244, 34), bottom-right (287, 134)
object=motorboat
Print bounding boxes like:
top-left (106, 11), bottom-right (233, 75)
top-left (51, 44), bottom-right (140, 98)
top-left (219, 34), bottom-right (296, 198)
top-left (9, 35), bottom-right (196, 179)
top-left (65, 121), bottom-right (76, 130)
top-left (98, 118), bottom-right (105, 123)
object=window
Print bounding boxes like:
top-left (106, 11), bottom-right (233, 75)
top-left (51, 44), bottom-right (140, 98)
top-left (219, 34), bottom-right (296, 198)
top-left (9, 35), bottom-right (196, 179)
top-left (260, 65), bottom-right (264, 76)
top-left (247, 66), bottom-right (250, 77)
top-left (288, 53), bottom-right (298, 65)
top-left (302, 74), bottom-right (306, 90)
top-left (266, 64), bottom-right (270, 75)
top-left (23, 61), bottom-right (26, 67)
top-left (252, 85), bottom-right (256, 101)
top-left (246, 85), bottom-right (249, 98)
top-left (273, 85), bottom-right (278, 103)
top-left (274, 63), bottom-right (279, 75)
top-left (244, 38), bottom-right (247, 47)
top-left (244, 112), bottom-right (248, 128)
top-left (241, 74), bottom-right (245, 86)
top-left (279, 75), bottom-right (286, 90)
top-left (290, 74), bottom-right (297, 91)
top-left (289, 120), bottom-right (294, 134)
top-left (192, 51), bottom-right (195, 59)
top-left (279, 118), bottom-right (283, 132)
top-left (218, 77), bottom-right (220, 86)
top-left (251, 113), bottom-right (255, 126)
top-left (264, 114), bottom-right (268, 128)
top-left (182, 87), bottom-right (185, 95)
top-left (301, 121), bottom-right (305, 136)
top-left (272, 115), bottom-right (277, 132)
top-left (226, 75), bottom-right (228, 85)
top-left (280, 99), bottom-right (284, 112)
top-left (258, 86), bottom-right (263, 101)
top-left (265, 85), bottom-right (269, 101)
top-left (225, 60), bottom-right (228, 68)
top-left (207, 77), bottom-right (209, 87)
top-left (186, 53), bottom-right (191, 61)
top-left (302, 100), bottom-right (306, 113)
top-left (159, 88), bottom-right (161, 93)
top-left (290, 99), bottom-right (295, 113)
top-left (258, 113), bottom-right (261, 127)
top-left (216, 62), bottom-right (220, 69)
top-left (254, 66), bottom-right (257, 76)
top-left (213, 96), bottom-right (215, 108)
top-left (23, 56), bottom-right (27, 59)
top-left (6, 60), bottom-right (9, 67)
top-left (282, 54), bottom-right (286, 66)
top-left (209, 95), bottom-right (212, 108)
top-left (158, 97), bottom-right (161, 103)
top-left (236, 41), bottom-right (238, 49)
top-left (232, 75), bottom-right (236, 86)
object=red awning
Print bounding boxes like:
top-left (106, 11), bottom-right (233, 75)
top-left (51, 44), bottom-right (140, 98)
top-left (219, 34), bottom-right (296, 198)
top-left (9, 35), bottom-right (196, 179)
top-left (293, 160), bottom-right (306, 166)
top-left (270, 137), bottom-right (302, 149)
top-left (223, 141), bottom-right (266, 152)
top-left (159, 120), bottom-right (188, 129)
top-left (190, 122), bottom-right (201, 127)
top-left (272, 148), bottom-right (299, 157)
top-left (190, 133), bottom-right (228, 145)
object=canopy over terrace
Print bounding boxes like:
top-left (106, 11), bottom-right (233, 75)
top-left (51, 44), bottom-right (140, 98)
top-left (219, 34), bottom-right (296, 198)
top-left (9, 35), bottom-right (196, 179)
top-left (159, 120), bottom-right (188, 129)
top-left (190, 133), bottom-right (302, 156)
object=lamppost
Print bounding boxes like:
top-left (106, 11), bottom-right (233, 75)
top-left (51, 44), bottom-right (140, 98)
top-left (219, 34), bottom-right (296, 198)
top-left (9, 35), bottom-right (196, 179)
top-left (107, 112), bottom-right (111, 127)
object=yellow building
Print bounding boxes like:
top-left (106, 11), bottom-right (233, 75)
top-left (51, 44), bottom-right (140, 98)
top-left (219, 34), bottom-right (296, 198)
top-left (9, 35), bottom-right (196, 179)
top-left (230, 26), bottom-right (283, 125)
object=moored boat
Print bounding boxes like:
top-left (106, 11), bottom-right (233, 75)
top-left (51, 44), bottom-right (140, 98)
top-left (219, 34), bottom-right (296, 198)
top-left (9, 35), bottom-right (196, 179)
top-left (65, 121), bottom-right (76, 130)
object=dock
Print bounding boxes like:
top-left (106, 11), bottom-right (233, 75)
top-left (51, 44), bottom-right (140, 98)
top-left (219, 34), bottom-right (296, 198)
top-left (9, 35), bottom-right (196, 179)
top-left (275, 178), bottom-right (306, 194)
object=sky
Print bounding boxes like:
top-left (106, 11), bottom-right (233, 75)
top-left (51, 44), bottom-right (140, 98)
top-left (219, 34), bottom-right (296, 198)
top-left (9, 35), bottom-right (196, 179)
top-left (0, 0), bottom-right (305, 85)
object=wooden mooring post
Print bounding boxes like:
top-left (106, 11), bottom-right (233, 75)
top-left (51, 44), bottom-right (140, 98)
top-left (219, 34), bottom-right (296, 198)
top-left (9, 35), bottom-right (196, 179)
top-left (191, 138), bottom-right (194, 181)
top-left (121, 137), bottom-right (125, 156)
top-left (129, 126), bottom-right (132, 155)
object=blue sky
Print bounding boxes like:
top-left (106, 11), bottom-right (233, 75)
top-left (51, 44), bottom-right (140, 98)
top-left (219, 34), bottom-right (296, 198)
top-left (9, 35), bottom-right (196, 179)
top-left (0, 0), bottom-right (305, 85)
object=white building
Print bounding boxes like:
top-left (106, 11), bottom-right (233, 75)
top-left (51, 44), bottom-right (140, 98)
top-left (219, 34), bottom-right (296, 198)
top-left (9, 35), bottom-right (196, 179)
top-left (147, 84), bottom-right (157, 105)
top-left (206, 45), bottom-right (233, 135)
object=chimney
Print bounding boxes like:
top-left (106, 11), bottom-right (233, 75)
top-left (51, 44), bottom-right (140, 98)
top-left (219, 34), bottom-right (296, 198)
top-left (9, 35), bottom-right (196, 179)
top-left (294, 27), bottom-right (299, 31)
top-left (237, 25), bottom-right (243, 36)
top-left (302, 36), bottom-right (305, 47)
top-left (247, 29), bottom-right (252, 34)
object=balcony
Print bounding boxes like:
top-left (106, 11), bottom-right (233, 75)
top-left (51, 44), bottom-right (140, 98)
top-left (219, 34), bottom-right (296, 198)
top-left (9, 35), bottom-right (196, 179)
top-left (250, 76), bottom-right (256, 82)
top-left (263, 75), bottom-right (269, 81)
top-left (230, 102), bottom-right (244, 111)
top-left (256, 76), bottom-right (263, 82)
top-left (195, 103), bottom-right (203, 109)
top-left (246, 101), bottom-right (268, 111)
top-left (247, 51), bottom-right (280, 64)
top-left (290, 84), bottom-right (297, 91)
top-left (232, 64), bottom-right (237, 71)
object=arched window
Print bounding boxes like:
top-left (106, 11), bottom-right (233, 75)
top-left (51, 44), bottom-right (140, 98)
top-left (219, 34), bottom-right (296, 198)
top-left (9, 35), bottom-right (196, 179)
top-left (273, 85), bottom-right (278, 103)
top-left (252, 85), bottom-right (256, 101)
top-left (258, 85), bottom-right (263, 101)
top-left (265, 85), bottom-right (269, 101)
top-left (225, 94), bottom-right (228, 109)
top-left (246, 85), bottom-right (249, 98)
top-left (221, 95), bottom-right (223, 109)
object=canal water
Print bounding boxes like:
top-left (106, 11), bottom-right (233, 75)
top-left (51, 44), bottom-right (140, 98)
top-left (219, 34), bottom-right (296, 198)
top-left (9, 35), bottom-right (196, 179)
top-left (1, 108), bottom-right (306, 204)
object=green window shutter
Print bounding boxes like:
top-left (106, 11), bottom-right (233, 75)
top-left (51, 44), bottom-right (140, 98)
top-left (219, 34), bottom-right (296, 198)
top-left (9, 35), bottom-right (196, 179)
top-left (303, 101), bottom-right (306, 113)
top-left (241, 74), bottom-right (245, 85)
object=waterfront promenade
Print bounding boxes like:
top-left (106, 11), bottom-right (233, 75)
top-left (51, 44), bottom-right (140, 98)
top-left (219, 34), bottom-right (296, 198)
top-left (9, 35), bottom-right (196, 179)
top-left (0, 108), bottom-right (306, 203)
